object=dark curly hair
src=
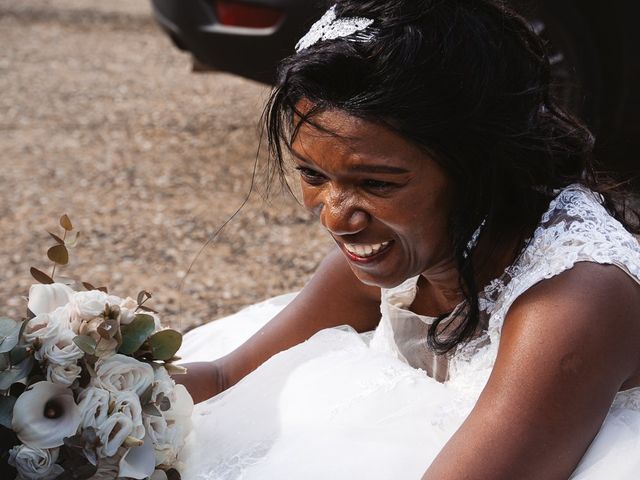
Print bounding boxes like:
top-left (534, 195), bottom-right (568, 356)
top-left (262, 0), bottom-right (638, 353)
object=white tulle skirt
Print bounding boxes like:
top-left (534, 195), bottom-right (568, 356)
top-left (177, 294), bottom-right (640, 480)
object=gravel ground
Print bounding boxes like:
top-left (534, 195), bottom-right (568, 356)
top-left (0, 0), bottom-right (332, 331)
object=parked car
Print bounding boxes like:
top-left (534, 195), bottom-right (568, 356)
top-left (151, 0), bottom-right (640, 183)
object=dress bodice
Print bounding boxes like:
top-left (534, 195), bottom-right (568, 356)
top-left (371, 184), bottom-right (640, 402)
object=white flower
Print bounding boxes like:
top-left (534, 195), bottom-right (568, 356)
top-left (142, 380), bottom-right (192, 468)
top-left (112, 390), bottom-right (145, 440)
top-left (150, 469), bottom-right (169, 480)
top-left (12, 381), bottom-right (81, 449)
top-left (91, 354), bottom-right (154, 396)
top-left (119, 297), bottom-right (139, 325)
top-left (23, 306), bottom-right (71, 348)
top-left (119, 434), bottom-right (156, 479)
top-left (143, 414), bottom-right (180, 467)
top-left (28, 283), bottom-right (74, 316)
top-left (96, 413), bottom-right (134, 458)
top-left (77, 387), bottom-right (111, 431)
top-left (165, 384), bottom-right (193, 423)
top-left (78, 388), bottom-right (146, 464)
top-left (69, 290), bottom-right (122, 321)
top-left (142, 367), bottom-right (193, 467)
top-left (34, 329), bottom-right (84, 386)
top-left (150, 366), bottom-right (173, 403)
top-left (47, 362), bottom-right (82, 387)
top-left (8, 445), bottom-right (64, 480)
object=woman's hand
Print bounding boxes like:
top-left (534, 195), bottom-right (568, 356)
top-left (174, 248), bottom-right (380, 404)
top-left (173, 361), bottom-right (227, 404)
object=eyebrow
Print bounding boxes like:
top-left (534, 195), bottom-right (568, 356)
top-left (290, 150), bottom-right (410, 175)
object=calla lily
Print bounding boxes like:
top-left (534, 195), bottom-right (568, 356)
top-left (12, 381), bottom-right (81, 449)
top-left (28, 283), bottom-right (74, 316)
top-left (119, 435), bottom-right (156, 479)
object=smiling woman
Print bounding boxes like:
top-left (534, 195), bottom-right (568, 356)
top-left (290, 108), bottom-right (454, 291)
top-left (174, 1), bottom-right (640, 479)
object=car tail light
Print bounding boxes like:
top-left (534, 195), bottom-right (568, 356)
top-left (214, 0), bottom-right (284, 28)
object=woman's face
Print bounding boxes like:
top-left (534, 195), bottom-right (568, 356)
top-left (290, 106), bottom-right (456, 289)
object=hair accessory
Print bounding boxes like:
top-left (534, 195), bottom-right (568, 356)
top-left (463, 218), bottom-right (487, 259)
top-left (295, 5), bottom-right (376, 53)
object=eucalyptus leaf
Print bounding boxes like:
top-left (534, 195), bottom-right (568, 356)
top-left (119, 314), bottom-right (155, 355)
top-left (158, 395), bottom-right (171, 412)
top-left (0, 395), bottom-right (17, 429)
top-left (148, 330), bottom-right (182, 361)
top-left (97, 319), bottom-right (119, 340)
top-left (30, 267), bottom-right (54, 285)
top-left (9, 345), bottom-right (30, 365)
top-left (47, 244), bottom-right (69, 265)
top-left (0, 357), bottom-right (33, 390)
top-left (60, 214), bottom-right (73, 231)
top-left (140, 384), bottom-right (153, 405)
top-left (48, 231), bottom-right (65, 245)
top-left (0, 318), bottom-right (20, 354)
top-left (143, 403), bottom-right (162, 417)
top-left (73, 335), bottom-right (97, 355)
top-left (0, 353), bottom-right (9, 371)
top-left (18, 319), bottom-right (29, 337)
top-left (137, 290), bottom-right (152, 305)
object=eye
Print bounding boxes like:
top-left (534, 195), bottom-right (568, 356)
top-left (361, 179), bottom-right (396, 192)
top-left (295, 166), bottom-right (326, 185)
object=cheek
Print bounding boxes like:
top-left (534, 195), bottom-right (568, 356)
top-left (300, 183), bottom-right (322, 216)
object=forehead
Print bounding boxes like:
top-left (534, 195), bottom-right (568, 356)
top-left (290, 104), bottom-right (434, 169)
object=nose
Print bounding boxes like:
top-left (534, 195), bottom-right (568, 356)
top-left (317, 187), bottom-right (369, 236)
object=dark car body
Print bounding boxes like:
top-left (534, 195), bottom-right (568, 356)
top-left (151, 0), bottom-right (640, 183)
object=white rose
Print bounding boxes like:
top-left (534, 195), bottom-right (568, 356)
top-left (36, 330), bottom-right (83, 363)
top-left (95, 413), bottom-right (134, 458)
top-left (112, 390), bottom-right (145, 440)
top-left (119, 297), bottom-right (138, 325)
top-left (28, 283), bottom-right (74, 316)
top-left (143, 414), bottom-right (180, 467)
top-left (24, 306), bottom-right (71, 348)
top-left (143, 370), bottom-right (193, 469)
top-left (8, 445), bottom-right (64, 480)
top-left (92, 354), bottom-right (154, 396)
top-left (150, 367), bottom-right (193, 421)
top-left (165, 384), bottom-right (194, 423)
top-left (47, 362), bottom-right (82, 387)
top-left (69, 290), bottom-right (122, 321)
top-left (78, 387), bottom-right (111, 430)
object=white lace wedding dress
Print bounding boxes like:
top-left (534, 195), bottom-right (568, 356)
top-left (177, 185), bottom-right (640, 479)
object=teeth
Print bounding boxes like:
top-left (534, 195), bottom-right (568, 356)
top-left (345, 241), bottom-right (390, 258)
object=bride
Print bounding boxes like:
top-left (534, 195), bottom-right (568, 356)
top-left (175, 1), bottom-right (640, 479)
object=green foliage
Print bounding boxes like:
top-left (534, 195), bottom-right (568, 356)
top-left (73, 335), bottom-right (97, 356)
top-left (0, 318), bottom-right (21, 354)
top-left (119, 314), bottom-right (155, 355)
top-left (148, 329), bottom-right (182, 361)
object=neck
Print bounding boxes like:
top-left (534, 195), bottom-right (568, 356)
top-left (416, 225), bottom-right (526, 317)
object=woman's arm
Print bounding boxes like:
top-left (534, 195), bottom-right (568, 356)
top-left (177, 247), bottom-right (381, 403)
top-left (423, 262), bottom-right (640, 480)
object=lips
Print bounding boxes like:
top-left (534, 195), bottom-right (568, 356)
top-left (341, 240), bottom-right (393, 264)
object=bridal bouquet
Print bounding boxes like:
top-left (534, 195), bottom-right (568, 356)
top-left (0, 216), bottom-right (193, 480)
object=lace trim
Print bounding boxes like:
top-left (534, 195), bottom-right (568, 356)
top-left (448, 185), bottom-right (640, 407)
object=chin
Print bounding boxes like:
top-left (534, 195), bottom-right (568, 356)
top-left (352, 269), bottom-right (409, 290)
